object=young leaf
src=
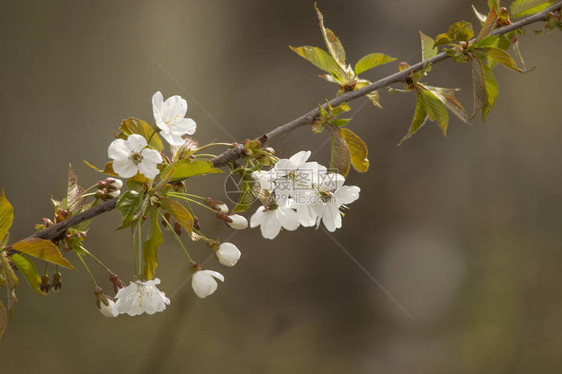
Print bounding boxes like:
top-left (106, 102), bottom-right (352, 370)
top-left (471, 57), bottom-right (498, 121)
top-left (0, 190), bottom-right (14, 243)
top-left (160, 159), bottom-right (223, 182)
top-left (341, 128), bottom-right (369, 172)
top-left (160, 197), bottom-right (194, 236)
top-left (0, 253), bottom-right (18, 319)
top-left (476, 6), bottom-right (497, 42)
top-left (420, 31), bottom-right (438, 61)
top-left (420, 88), bottom-right (449, 136)
top-left (314, 3), bottom-right (346, 68)
top-left (290, 46), bottom-right (342, 74)
top-left (11, 238), bottom-right (75, 269)
top-left (143, 207), bottom-right (163, 281)
top-left (421, 85), bottom-right (472, 126)
top-left (119, 118), bottom-right (164, 152)
top-left (366, 91), bottom-right (383, 108)
top-left (83, 160), bottom-right (119, 177)
top-left (434, 21), bottom-right (474, 47)
top-left (484, 47), bottom-right (528, 72)
top-left (472, 5), bottom-right (488, 23)
top-left (398, 90), bottom-right (428, 146)
top-left (510, 0), bottom-right (555, 17)
top-left (330, 128), bottom-right (351, 177)
top-left (11, 254), bottom-right (44, 295)
top-left (116, 190), bottom-right (144, 230)
top-left (232, 173), bottom-right (259, 213)
top-left (354, 53), bottom-right (397, 75)
top-left (67, 164), bottom-right (85, 212)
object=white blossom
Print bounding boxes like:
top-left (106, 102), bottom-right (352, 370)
top-left (152, 91), bottom-right (197, 146)
top-left (226, 214), bottom-right (248, 230)
top-left (191, 270), bottom-right (224, 298)
top-left (250, 204), bottom-right (300, 239)
top-left (216, 242), bottom-right (241, 267)
top-left (111, 278), bottom-right (170, 316)
top-left (108, 134), bottom-right (162, 179)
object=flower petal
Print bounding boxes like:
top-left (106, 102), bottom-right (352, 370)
top-left (278, 207), bottom-right (299, 231)
top-left (152, 91), bottom-right (164, 121)
top-left (172, 118), bottom-right (197, 136)
top-left (113, 158), bottom-right (138, 178)
top-left (261, 212), bottom-right (282, 239)
top-left (163, 95), bottom-right (187, 123)
top-left (250, 206), bottom-right (266, 227)
top-left (108, 139), bottom-right (130, 160)
top-left (126, 134), bottom-right (148, 153)
top-left (334, 186), bottom-right (360, 205)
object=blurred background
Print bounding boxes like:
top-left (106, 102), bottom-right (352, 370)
top-left (1, 0), bottom-right (562, 373)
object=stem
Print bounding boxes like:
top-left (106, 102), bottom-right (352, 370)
top-left (80, 246), bottom-right (113, 274)
top-left (132, 226), bottom-right (138, 280)
top-left (158, 210), bottom-right (193, 263)
top-left (192, 154), bottom-right (217, 158)
top-left (137, 218), bottom-right (143, 280)
top-left (167, 193), bottom-right (217, 213)
top-left (25, 2), bottom-right (562, 243)
top-left (75, 252), bottom-right (98, 288)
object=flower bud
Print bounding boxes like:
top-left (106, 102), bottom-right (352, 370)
top-left (224, 214), bottom-right (248, 230)
top-left (40, 275), bottom-right (51, 294)
top-left (105, 178), bottom-right (123, 191)
top-left (193, 215), bottom-right (201, 230)
top-left (191, 269), bottom-right (224, 298)
top-left (173, 221), bottom-right (182, 236)
top-left (94, 287), bottom-right (116, 318)
top-left (204, 197), bottom-right (229, 213)
top-left (109, 273), bottom-right (126, 294)
top-left (215, 242), bottom-right (241, 267)
top-left (51, 272), bottom-right (62, 292)
top-left (106, 190), bottom-right (121, 199)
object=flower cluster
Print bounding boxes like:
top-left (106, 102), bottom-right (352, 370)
top-left (250, 151), bottom-right (360, 239)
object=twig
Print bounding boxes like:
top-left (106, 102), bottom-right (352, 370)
top-left (27, 2), bottom-right (562, 243)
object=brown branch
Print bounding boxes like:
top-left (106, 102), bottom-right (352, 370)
top-left (28, 2), bottom-right (562, 243)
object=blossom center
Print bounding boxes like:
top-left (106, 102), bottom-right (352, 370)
top-left (130, 152), bottom-right (143, 165)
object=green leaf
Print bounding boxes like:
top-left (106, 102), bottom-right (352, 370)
top-left (474, 35), bottom-right (500, 48)
top-left (484, 47), bottom-right (528, 72)
top-left (511, 0), bottom-right (555, 17)
top-left (366, 91), bottom-right (382, 108)
top-left (420, 88), bottom-right (449, 136)
top-left (0, 253), bottom-right (18, 319)
top-left (471, 57), bottom-right (498, 121)
top-left (0, 299), bottom-right (6, 343)
top-left (434, 21), bottom-right (474, 47)
top-left (290, 46), bottom-right (343, 74)
top-left (422, 85), bottom-right (472, 126)
top-left (420, 31), bottom-right (438, 61)
top-left (0, 190), bottom-right (14, 244)
top-left (12, 238), bottom-right (75, 269)
top-left (476, 7), bottom-right (497, 41)
top-left (119, 118), bottom-right (164, 152)
top-left (354, 53), bottom-right (397, 75)
top-left (11, 254), bottom-right (44, 295)
top-left (160, 159), bottom-right (223, 183)
top-left (329, 118), bottom-right (352, 127)
top-left (340, 128), bottom-right (369, 172)
top-left (314, 3), bottom-right (346, 68)
top-left (160, 197), bottom-right (194, 236)
top-left (330, 128), bottom-right (351, 177)
top-left (115, 190), bottom-right (144, 230)
top-left (83, 160), bottom-right (119, 177)
top-left (398, 90), bottom-right (428, 146)
top-left (232, 172), bottom-right (259, 213)
top-left (143, 207), bottom-right (163, 281)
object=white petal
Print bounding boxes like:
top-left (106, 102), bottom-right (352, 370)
top-left (172, 118), bottom-right (197, 136)
top-left (288, 150), bottom-right (311, 168)
top-left (126, 134), bottom-right (148, 153)
top-left (152, 91), bottom-right (164, 121)
top-left (250, 206), bottom-right (266, 227)
top-left (334, 186), bottom-right (360, 204)
top-left (191, 270), bottom-right (223, 298)
top-left (322, 204), bottom-right (341, 232)
top-left (138, 160), bottom-right (160, 180)
top-left (163, 95), bottom-right (188, 123)
top-left (277, 207), bottom-right (299, 231)
top-left (113, 158), bottom-right (138, 178)
top-left (99, 299), bottom-right (116, 318)
top-left (108, 139), bottom-right (130, 160)
top-left (261, 212), bottom-right (282, 239)
top-left (217, 242), bottom-right (241, 267)
top-left (141, 148), bottom-right (163, 164)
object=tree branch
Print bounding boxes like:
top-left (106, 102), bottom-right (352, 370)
top-left (28, 2), bottom-right (562, 243)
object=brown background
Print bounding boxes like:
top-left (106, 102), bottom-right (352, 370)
top-left (1, 1), bottom-right (562, 373)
